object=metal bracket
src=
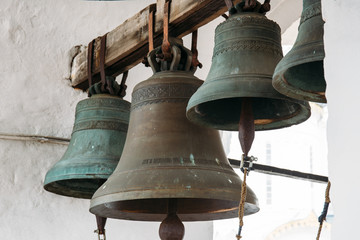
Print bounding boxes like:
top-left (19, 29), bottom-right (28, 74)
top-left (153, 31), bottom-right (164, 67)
top-left (240, 154), bottom-right (257, 175)
top-left (94, 230), bottom-right (106, 240)
top-left (229, 158), bottom-right (329, 183)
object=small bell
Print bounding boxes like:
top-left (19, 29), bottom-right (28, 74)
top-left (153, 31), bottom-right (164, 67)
top-left (272, 0), bottom-right (326, 103)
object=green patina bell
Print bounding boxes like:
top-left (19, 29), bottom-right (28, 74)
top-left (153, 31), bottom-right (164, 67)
top-left (44, 94), bottom-right (130, 199)
top-left (273, 0), bottom-right (326, 103)
top-left (186, 10), bottom-right (311, 131)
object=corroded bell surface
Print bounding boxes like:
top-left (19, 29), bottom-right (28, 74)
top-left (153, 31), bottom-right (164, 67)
top-left (44, 94), bottom-right (130, 199)
top-left (187, 12), bottom-right (310, 131)
top-left (273, 0), bottom-right (326, 103)
top-left (90, 43), bottom-right (259, 221)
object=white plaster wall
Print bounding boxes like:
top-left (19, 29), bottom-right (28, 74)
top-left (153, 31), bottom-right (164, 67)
top-left (0, 0), bottom-right (212, 239)
top-left (323, 0), bottom-right (360, 239)
top-left (2, 0), bottom-right (352, 238)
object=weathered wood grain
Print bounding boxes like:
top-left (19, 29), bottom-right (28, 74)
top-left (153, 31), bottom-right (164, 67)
top-left (71, 0), bottom-right (242, 90)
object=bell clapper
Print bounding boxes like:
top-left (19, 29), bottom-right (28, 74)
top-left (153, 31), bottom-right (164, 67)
top-left (236, 98), bottom-right (258, 239)
top-left (159, 199), bottom-right (185, 240)
top-left (238, 98), bottom-right (255, 157)
top-left (94, 215), bottom-right (107, 240)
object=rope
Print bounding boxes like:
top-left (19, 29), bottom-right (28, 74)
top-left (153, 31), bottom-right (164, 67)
top-left (236, 168), bottom-right (248, 240)
top-left (316, 223), bottom-right (323, 240)
top-left (316, 181), bottom-right (331, 240)
top-left (325, 181), bottom-right (331, 203)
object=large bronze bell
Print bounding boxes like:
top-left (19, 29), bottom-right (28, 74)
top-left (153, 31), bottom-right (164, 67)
top-left (90, 42), bottom-right (259, 221)
top-left (273, 0), bottom-right (326, 103)
top-left (44, 94), bottom-right (130, 199)
top-left (186, 10), bottom-right (311, 131)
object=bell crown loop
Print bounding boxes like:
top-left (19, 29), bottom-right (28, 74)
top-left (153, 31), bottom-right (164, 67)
top-left (148, 38), bottom-right (197, 74)
top-left (227, 0), bottom-right (272, 16)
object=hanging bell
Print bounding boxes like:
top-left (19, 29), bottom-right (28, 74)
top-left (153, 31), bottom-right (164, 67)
top-left (273, 0), bottom-right (326, 103)
top-left (44, 93), bottom-right (130, 199)
top-left (90, 40), bottom-right (259, 221)
top-left (186, 9), bottom-right (311, 131)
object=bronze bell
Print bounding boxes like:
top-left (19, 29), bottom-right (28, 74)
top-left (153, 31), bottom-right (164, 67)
top-left (44, 94), bottom-right (130, 199)
top-left (90, 41), bottom-right (259, 221)
top-left (186, 10), bottom-right (311, 131)
top-left (273, 0), bottom-right (326, 103)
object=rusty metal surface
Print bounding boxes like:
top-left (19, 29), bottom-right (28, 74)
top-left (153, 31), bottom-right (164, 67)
top-left (90, 44), bottom-right (259, 221)
top-left (44, 94), bottom-right (130, 199)
top-left (186, 11), bottom-right (311, 131)
top-left (272, 0), bottom-right (326, 103)
top-left (160, 0), bottom-right (172, 62)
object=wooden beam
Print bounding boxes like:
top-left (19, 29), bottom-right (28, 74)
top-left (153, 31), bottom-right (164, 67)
top-left (71, 0), bottom-right (241, 90)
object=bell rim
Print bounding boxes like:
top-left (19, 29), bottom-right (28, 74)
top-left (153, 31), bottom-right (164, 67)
top-left (186, 76), bottom-right (311, 131)
top-left (273, 46), bottom-right (326, 103)
top-left (272, 72), bottom-right (327, 103)
top-left (44, 177), bottom-right (109, 199)
top-left (90, 193), bottom-right (259, 221)
top-left (89, 202), bottom-right (260, 222)
top-left (186, 100), bottom-right (310, 131)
